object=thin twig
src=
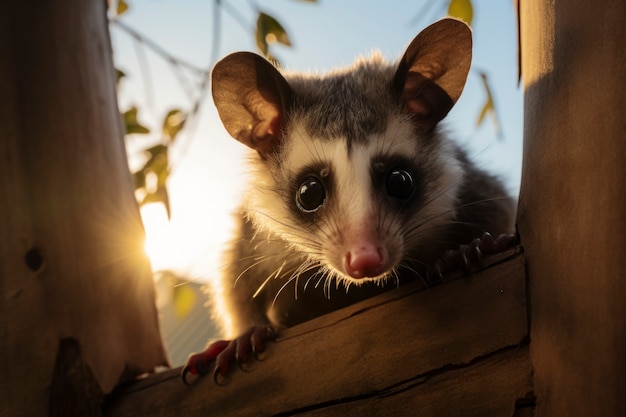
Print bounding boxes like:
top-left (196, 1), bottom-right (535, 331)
top-left (110, 18), bottom-right (209, 77)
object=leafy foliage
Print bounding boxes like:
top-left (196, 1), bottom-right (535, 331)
top-left (114, 1), bottom-right (303, 223)
top-left (127, 109), bottom-right (186, 218)
top-left (122, 106), bottom-right (150, 135)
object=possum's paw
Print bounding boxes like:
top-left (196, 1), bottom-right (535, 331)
top-left (428, 232), bottom-right (517, 281)
top-left (181, 326), bottom-right (275, 386)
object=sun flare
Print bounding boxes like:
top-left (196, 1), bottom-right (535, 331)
top-left (141, 203), bottom-right (178, 273)
top-left (139, 199), bottom-right (237, 281)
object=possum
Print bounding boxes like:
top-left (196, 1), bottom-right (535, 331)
top-left (182, 18), bottom-right (515, 383)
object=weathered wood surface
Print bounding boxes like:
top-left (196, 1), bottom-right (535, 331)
top-left (519, 1), bottom-right (626, 416)
top-left (0, 1), bottom-right (167, 415)
top-left (105, 247), bottom-right (532, 416)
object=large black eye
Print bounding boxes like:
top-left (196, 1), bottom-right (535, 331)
top-left (296, 177), bottom-right (326, 213)
top-left (386, 169), bottom-right (414, 200)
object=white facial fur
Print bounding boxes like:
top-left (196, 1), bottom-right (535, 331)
top-left (245, 116), bottom-right (463, 289)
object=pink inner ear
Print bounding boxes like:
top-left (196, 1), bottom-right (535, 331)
top-left (404, 97), bottom-right (432, 118)
top-left (251, 112), bottom-right (282, 156)
top-left (402, 72), bottom-right (432, 118)
top-left (401, 72), bottom-right (454, 133)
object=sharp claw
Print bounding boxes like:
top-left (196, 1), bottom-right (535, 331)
top-left (251, 325), bottom-right (275, 361)
top-left (265, 326), bottom-right (276, 341)
top-left (213, 366), bottom-right (229, 386)
top-left (457, 245), bottom-right (470, 273)
top-left (467, 238), bottom-right (483, 269)
top-left (237, 357), bottom-right (252, 372)
top-left (181, 365), bottom-right (195, 386)
top-left (433, 259), bottom-right (446, 282)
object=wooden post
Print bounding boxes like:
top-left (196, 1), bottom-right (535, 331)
top-left (518, 1), bottom-right (626, 416)
top-left (0, 1), bottom-right (168, 415)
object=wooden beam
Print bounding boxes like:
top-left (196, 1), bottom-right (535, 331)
top-left (519, 1), bottom-right (626, 416)
top-left (105, 247), bottom-right (532, 416)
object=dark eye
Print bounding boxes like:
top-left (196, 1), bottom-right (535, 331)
top-left (296, 177), bottom-right (326, 212)
top-left (386, 169), bottom-right (414, 200)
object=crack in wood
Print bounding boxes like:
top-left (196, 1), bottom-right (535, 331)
top-left (271, 342), bottom-right (530, 417)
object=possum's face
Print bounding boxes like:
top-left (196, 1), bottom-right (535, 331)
top-left (211, 18), bottom-right (472, 287)
top-left (246, 117), bottom-right (462, 288)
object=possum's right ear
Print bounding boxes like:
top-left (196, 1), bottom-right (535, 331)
top-left (212, 52), bottom-right (292, 158)
top-left (393, 18), bottom-right (472, 134)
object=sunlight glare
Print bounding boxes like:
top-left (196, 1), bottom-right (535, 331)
top-left (141, 203), bottom-right (175, 273)
top-left (140, 197), bottom-right (237, 281)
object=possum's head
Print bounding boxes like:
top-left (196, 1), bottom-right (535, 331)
top-left (212, 19), bottom-right (472, 287)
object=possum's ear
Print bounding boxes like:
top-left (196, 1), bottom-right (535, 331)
top-left (212, 52), bottom-right (292, 158)
top-left (393, 18), bottom-right (472, 133)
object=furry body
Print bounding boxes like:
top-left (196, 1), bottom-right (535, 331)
top-left (209, 19), bottom-right (515, 338)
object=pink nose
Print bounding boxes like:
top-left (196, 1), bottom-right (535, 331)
top-left (344, 244), bottom-right (388, 279)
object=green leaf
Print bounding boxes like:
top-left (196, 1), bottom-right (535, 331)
top-left (256, 12), bottom-right (291, 57)
top-left (123, 106), bottom-right (150, 135)
top-left (133, 169), bottom-right (146, 190)
top-left (117, 0), bottom-right (129, 16)
top-left (173, 282), bottom-right (196, 318)
top-left (447, 0), bottom-right (473, 26)
top-left (143, 144), bottom-right (169, 187)
top-left (162, 109), bottom-right (186, 142)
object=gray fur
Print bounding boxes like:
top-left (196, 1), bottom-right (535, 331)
top-left (284, 56), bottom-right (396, 147)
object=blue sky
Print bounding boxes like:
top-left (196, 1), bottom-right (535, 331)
top-left (110, 0), bottom-right (522, 279)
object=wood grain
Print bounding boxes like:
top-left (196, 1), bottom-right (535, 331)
top-left (0, 1), bottom-right (167, 415)
top-left (519, 1), bottom-right (626, 416)
top-left (105, 247), bottom-right (530, 416)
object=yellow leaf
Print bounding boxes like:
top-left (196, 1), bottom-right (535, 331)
top-left (477, 98), bottom-right (493, 127)
top-left (117, 0), bottom-right (129, 16)
top-left (476, 72), bottom-right (502, 139)
top-left (173, 283), bottom-right (196, 318)
top-left (162, 109), bottom-right (186, 141)
top-left (447, 0), bottom-right (473, 26)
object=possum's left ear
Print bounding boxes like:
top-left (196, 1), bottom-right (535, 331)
top-left (393, 18), bottom-right (472, 133)
top-left (212, 52), bottom-right (293, 158)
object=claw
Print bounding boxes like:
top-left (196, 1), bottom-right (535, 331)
top-left (479, 232), bottom-right (495, 254)
top-left (468, 237), bottom-right (483, 268)
top-left (494, 233), bottom-right (517, 252)
top-left (430, 232), bottom-right (517, 281)
top-left (251, 326), bottom-right (275, 361)
top-left (181, 365), bottom-right (195, 386)
top-left (181, 326), bottom-right (277, 386)
top-left (213, 366), bottom-right (229, 386)
top-left (180, 340), bottom-right (230, 385)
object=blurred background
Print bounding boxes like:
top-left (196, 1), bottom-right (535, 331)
top-left (107, 0), bottom-right (522, 366)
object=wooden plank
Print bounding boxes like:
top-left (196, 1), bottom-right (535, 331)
top-left (519, 1), bottom-right (626, 416)
top-left (299, 347), bottom-right (533, 417)
top-left (105, 247), bottom-right (528, 417)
